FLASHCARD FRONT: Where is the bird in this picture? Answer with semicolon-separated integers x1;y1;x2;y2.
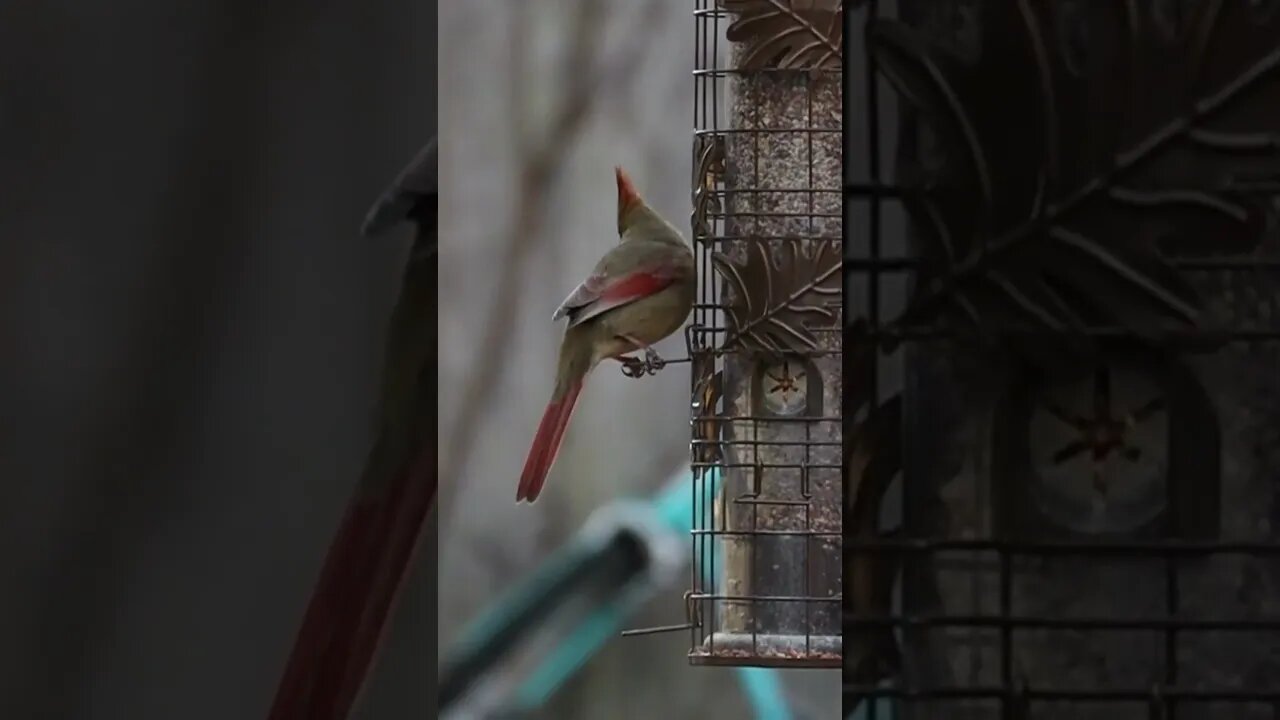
516;166;696;503
266;137;438;720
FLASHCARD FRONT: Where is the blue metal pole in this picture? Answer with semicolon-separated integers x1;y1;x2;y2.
506;467;793;719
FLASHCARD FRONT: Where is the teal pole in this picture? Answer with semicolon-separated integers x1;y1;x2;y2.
491;467;793;719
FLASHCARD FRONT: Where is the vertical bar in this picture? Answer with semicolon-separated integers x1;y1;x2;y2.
805;422;813;655
1165;527;1179;719
864;1;886;717
751;425;760;656
709;1;722;660
748;29;760;662
691;0;701;661
841;0;855;712
805;41;818;665
1000;549;1013;720
692;0;701;660
1164;387;1181;720
864;0;881;395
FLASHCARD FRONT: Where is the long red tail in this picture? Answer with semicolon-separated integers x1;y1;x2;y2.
267;446;436;720
517;380;584;502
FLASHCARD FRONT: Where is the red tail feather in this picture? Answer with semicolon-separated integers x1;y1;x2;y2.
517;381;584;502
267;445;436;720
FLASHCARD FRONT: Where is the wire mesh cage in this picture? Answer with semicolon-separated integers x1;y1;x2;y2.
687;0;843;667
845;1;1280;719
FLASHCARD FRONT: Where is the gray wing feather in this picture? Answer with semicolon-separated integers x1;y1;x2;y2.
552;281;599;322
361;137;438;240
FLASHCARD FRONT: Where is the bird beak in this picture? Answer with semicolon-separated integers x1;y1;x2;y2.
615;166;641;212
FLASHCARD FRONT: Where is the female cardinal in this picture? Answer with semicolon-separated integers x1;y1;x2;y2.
267;138;438;720
517;167;695;503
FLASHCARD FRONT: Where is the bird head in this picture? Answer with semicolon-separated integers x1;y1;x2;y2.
615;165;645;237
614;166;687;248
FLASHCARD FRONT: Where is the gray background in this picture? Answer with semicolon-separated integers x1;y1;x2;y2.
0;1;435;718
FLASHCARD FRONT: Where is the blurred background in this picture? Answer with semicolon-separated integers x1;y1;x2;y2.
439;0;838;718
0;0;840;717
0;1;433;718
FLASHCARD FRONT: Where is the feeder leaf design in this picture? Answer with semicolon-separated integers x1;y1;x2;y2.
712;239;840;355
691;134;726;242
843;392;903;688
719;0;843;71
691;366;724;467
869;2;1278;354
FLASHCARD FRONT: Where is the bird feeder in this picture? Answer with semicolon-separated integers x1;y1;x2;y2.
844;1;1280;717
687;0;843;667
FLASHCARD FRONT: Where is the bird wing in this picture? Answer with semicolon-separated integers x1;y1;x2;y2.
271;141;440;720
552;261;677;327
361;137;438;241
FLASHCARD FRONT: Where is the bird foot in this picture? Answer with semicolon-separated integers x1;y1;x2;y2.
618;347;666;378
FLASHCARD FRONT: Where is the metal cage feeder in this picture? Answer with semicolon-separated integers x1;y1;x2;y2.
688;0;844;668
845;1;1280;718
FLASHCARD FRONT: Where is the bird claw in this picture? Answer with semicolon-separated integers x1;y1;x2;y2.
619;358;646;377
619;348;666;378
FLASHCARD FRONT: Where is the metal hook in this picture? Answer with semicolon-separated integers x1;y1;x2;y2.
684;322;707;356
618;590;701;639
683;589;704;632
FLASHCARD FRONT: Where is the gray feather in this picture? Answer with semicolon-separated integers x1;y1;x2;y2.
361;137;438;240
